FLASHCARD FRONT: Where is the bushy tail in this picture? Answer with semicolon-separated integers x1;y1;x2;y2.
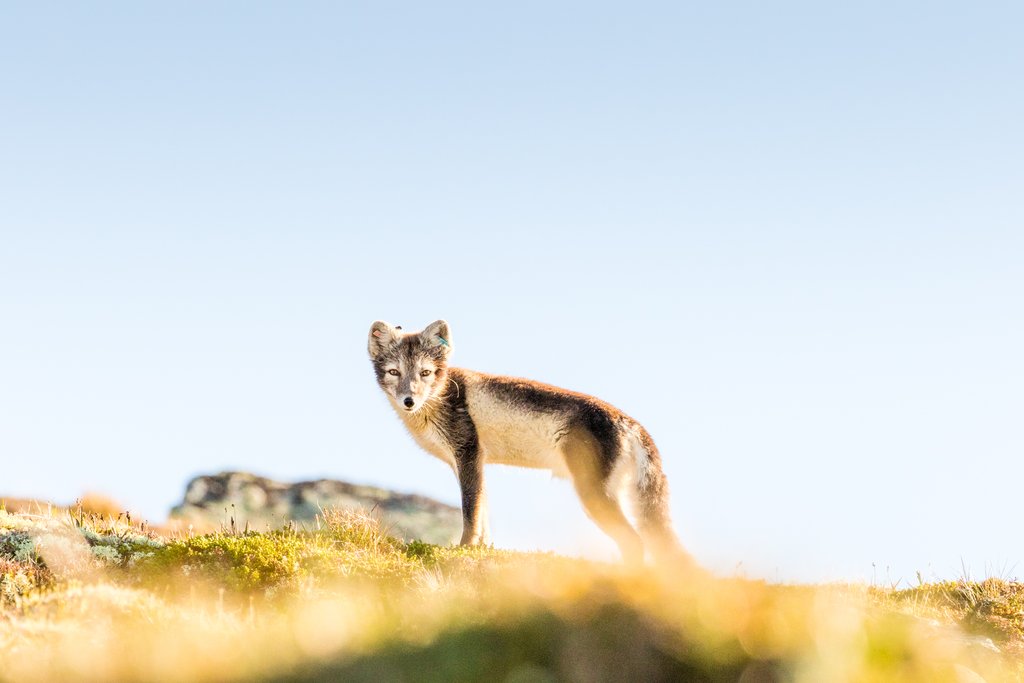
629;426;694;568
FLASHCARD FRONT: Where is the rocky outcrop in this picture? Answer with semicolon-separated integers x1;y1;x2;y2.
170;471;461;545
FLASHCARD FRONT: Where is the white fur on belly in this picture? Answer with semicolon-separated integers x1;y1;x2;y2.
467;392;570;477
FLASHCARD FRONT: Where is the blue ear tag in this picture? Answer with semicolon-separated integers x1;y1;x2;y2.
437;336;449;347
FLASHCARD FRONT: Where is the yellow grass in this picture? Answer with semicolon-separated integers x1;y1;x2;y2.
1;507;1020;682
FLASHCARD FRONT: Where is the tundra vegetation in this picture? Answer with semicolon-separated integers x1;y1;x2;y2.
1;502;1021;682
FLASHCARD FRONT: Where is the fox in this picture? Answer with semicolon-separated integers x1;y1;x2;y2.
368;319;687;566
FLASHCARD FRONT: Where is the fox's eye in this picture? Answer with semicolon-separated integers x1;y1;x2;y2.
387;369;400;377
420;369;432;377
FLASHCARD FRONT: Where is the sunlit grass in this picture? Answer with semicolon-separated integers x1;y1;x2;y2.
1;506;1020;682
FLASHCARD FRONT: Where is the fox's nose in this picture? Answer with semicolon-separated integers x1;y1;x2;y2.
403;397;415;408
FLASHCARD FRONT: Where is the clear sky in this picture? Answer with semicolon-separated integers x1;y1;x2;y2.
2;2;1022;583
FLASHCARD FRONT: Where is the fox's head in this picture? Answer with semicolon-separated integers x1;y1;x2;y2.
368;319;453;414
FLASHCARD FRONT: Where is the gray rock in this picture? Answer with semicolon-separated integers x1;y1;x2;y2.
170;471;461;545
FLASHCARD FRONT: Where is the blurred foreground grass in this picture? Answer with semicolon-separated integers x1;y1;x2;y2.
1;505;1021;682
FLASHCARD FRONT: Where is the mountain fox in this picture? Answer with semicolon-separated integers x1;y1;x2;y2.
368;319;686;565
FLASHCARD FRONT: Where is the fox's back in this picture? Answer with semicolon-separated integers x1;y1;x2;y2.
454;368;630;476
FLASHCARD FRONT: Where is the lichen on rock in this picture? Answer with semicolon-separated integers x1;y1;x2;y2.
170;471;461;545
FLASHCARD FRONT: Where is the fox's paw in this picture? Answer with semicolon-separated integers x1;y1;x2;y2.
458;532;487;546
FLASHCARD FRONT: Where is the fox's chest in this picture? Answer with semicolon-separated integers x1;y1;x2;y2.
397;413;457;470
465;392;570;476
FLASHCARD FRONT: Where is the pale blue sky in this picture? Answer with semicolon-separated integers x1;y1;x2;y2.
1;2;1022;583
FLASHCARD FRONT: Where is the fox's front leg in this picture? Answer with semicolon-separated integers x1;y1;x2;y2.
455;446;488;546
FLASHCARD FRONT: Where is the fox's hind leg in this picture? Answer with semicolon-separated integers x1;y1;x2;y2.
560;427;643;566
478;493;491;545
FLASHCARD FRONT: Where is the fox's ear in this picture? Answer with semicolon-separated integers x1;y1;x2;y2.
368;320;401;359
419;319;452;357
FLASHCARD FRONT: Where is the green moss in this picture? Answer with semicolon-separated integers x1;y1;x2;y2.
138;516;432;597
404;539;437;564
143;530;340;593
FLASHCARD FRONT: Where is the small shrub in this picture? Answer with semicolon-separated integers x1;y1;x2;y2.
0;557;52;606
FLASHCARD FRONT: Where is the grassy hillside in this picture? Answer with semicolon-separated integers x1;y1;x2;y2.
1;506;1021;682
